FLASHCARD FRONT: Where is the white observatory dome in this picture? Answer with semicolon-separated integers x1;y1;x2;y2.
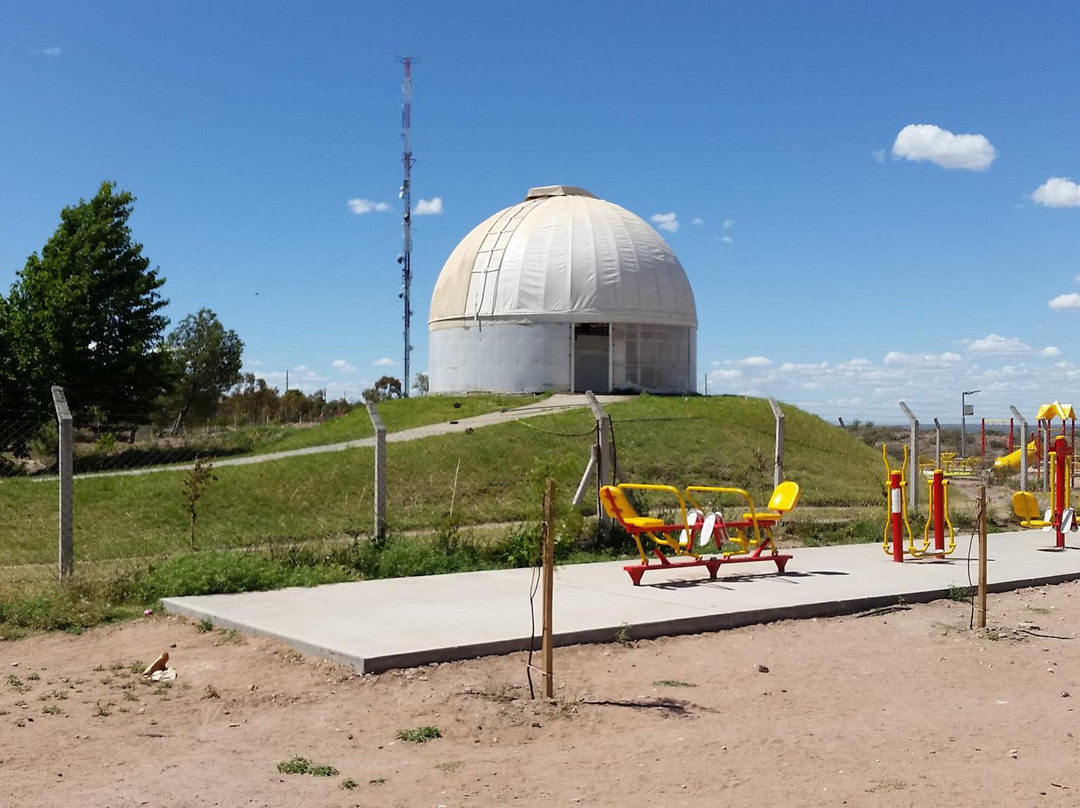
428;186;697;394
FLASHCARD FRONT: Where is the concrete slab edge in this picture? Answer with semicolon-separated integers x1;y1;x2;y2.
163;568;1080;674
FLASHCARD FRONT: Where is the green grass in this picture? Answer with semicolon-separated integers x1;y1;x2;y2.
396;726;441;743
1;396;885;564
0;394;895;636
35;393;542;475
276;756;339;777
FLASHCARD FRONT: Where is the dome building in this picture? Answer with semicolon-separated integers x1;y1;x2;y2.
428;185;697;394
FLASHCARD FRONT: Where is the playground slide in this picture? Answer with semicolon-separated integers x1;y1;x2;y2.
993;440;1040;470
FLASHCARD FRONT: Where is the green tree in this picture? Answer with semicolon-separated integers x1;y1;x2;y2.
0;298;37;457
6;182;171;432
412;372;429;396
363;375;402;402
166;308;244;433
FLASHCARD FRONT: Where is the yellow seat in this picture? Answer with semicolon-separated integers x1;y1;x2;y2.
1012;491;1052;529
599;486;665;530
741;481;801;528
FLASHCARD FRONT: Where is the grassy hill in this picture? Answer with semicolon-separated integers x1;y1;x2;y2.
2;394;885;563
0;393;892;635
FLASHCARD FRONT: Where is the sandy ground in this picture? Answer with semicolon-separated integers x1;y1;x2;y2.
2;582;1079;808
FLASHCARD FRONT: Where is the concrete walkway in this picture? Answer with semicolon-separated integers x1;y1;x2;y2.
163;529;1080;673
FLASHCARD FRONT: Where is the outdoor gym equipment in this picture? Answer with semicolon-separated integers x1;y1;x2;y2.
882;445;955;562
736;480;801;542
1011;434;1076;549
599;483;793;585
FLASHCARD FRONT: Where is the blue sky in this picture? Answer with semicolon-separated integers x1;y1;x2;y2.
2;1;1079;425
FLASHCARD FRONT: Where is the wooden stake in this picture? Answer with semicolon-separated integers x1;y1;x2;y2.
977;485;988;629
542;478;556;698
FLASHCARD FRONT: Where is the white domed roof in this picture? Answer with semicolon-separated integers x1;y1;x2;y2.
429;186;697;328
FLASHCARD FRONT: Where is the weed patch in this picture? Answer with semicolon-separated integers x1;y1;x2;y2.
396;726;441;744
276;757;338;777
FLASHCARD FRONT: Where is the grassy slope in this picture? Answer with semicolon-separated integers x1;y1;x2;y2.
248;393;543;454
0;395;883;566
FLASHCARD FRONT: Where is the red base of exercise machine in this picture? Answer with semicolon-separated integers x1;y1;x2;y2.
623;546;792;586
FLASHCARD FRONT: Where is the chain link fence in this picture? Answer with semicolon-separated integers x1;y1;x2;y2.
2;389;890;610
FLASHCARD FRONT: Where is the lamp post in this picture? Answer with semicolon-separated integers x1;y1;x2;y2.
961;389;980;459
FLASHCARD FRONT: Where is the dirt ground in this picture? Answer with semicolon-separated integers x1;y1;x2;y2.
2;581;1079;808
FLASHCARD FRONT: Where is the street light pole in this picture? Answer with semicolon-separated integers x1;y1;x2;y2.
961;389;980;459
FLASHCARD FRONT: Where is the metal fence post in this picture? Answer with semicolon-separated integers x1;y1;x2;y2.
768;398;785;488
899;401;919;511
51;386;73;581
1010;405;1029;492
933;417;942;470
585;392;611;530
365;400;387;540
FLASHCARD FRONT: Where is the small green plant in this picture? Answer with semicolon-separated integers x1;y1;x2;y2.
396;726;441;743
436;760;464;773
197;618;214;633
42;704;61;715
93;432;118;457
93;701;113;717
653;679;697;688
369;777;386;785
202;684;220;700
947;585;970;603
181;456;218;551
26;672;40;681
277;757;312;775
339;778;359;790
615;622;633;646
128;661;144;674
276;756;339;777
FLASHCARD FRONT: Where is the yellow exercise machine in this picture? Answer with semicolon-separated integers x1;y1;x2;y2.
599;482;793;585
882;445;955;562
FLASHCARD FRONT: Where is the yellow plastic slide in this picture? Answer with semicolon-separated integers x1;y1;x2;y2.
993;440;1040;470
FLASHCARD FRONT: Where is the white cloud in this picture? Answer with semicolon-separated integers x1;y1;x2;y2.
837;358;873;370
735;356;772;367
331;359;357;373
347;198;390;215
650;212;679;233
720;235;734;244
883;351;962;366
690;217;704;226
41;46;61;57
373;357;397;366
872;149;886;164
891;124;997;171
415;197;443;215
1031;178;1080;208
965;333;1031;356
1041;346;1061;357
1048;293;1080;311
722;219;735;229
709;369;743;381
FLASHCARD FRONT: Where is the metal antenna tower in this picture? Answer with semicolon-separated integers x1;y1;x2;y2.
397;56;417;397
